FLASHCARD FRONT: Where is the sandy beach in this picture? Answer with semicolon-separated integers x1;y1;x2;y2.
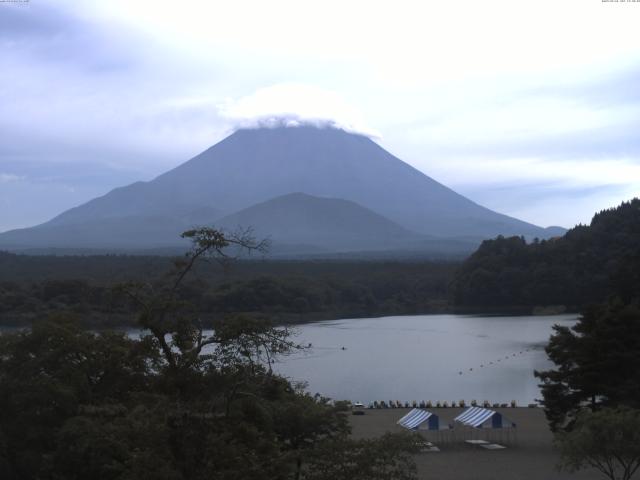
350;407;602;480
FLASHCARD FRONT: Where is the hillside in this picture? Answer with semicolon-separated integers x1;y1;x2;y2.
451;198;640;309
0;207;221;250
215;192;424;253
0;125;562;253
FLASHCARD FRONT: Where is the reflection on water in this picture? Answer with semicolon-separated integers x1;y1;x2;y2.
274;314;577;405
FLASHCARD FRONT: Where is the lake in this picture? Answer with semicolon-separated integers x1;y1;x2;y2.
0;313;576;406
274;314;578;406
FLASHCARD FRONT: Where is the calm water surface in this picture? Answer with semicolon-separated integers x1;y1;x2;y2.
274;314;577;405
1;314;576;405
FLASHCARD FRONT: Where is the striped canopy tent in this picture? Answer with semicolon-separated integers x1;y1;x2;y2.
454;407;516;429
397;409;440;431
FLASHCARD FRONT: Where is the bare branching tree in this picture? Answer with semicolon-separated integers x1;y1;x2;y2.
117;227;274;375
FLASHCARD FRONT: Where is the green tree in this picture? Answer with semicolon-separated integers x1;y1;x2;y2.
0;316;155;479
0;227;418;480
117;227;270;378
271;391;350;480
303;433;419;480
535;300;640;431
452;198;640;310
556;407;640;480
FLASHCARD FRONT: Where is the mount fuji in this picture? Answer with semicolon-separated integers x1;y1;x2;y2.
0;125;564;256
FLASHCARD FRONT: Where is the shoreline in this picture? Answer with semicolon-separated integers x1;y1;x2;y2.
0;306;581;329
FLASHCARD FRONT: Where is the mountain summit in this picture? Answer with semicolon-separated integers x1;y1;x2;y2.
0;125;561;254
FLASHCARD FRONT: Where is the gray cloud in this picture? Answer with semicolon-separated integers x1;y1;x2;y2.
0;3;71;38
0;1;639;233
398;62;640;162
0;2;141;73
457;181;631;228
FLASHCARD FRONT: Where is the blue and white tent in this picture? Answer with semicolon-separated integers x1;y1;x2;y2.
397;408;440;431
454;407;516;429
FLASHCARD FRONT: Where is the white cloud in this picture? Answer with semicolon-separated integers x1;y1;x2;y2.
406;98;620;146
0;173;25;183
1;0;639;230
217;84;380;139
429;156;640;189
415;155;640;227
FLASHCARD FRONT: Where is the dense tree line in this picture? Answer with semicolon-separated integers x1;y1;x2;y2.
528;201;640;479
452;199;640;309
0;251;456;285
536;300;640;431
535;289;640;480
0;255;455;327
0;228;418;480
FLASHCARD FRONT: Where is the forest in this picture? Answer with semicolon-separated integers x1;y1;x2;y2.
452;199;640;309
0;228;419;480
2;202;640;479
0;253;455;327
2;199;640;329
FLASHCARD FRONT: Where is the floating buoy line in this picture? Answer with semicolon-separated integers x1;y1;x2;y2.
457;347;534;376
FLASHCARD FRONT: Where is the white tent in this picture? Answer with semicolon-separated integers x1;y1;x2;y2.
453;407;517;444
454;406;516;428
397;408;452;444
397;408;439;430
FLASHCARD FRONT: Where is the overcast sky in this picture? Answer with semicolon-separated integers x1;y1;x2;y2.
1;0;639;232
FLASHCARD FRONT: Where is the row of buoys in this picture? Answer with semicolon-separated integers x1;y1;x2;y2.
458;347;534;375
366;399;520;409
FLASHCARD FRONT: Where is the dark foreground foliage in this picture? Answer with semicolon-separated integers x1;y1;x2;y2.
531;218;640;479
555;407;640;480
452;198;640;309
0;316;414;480
0;228;418;480
535;300;640;431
